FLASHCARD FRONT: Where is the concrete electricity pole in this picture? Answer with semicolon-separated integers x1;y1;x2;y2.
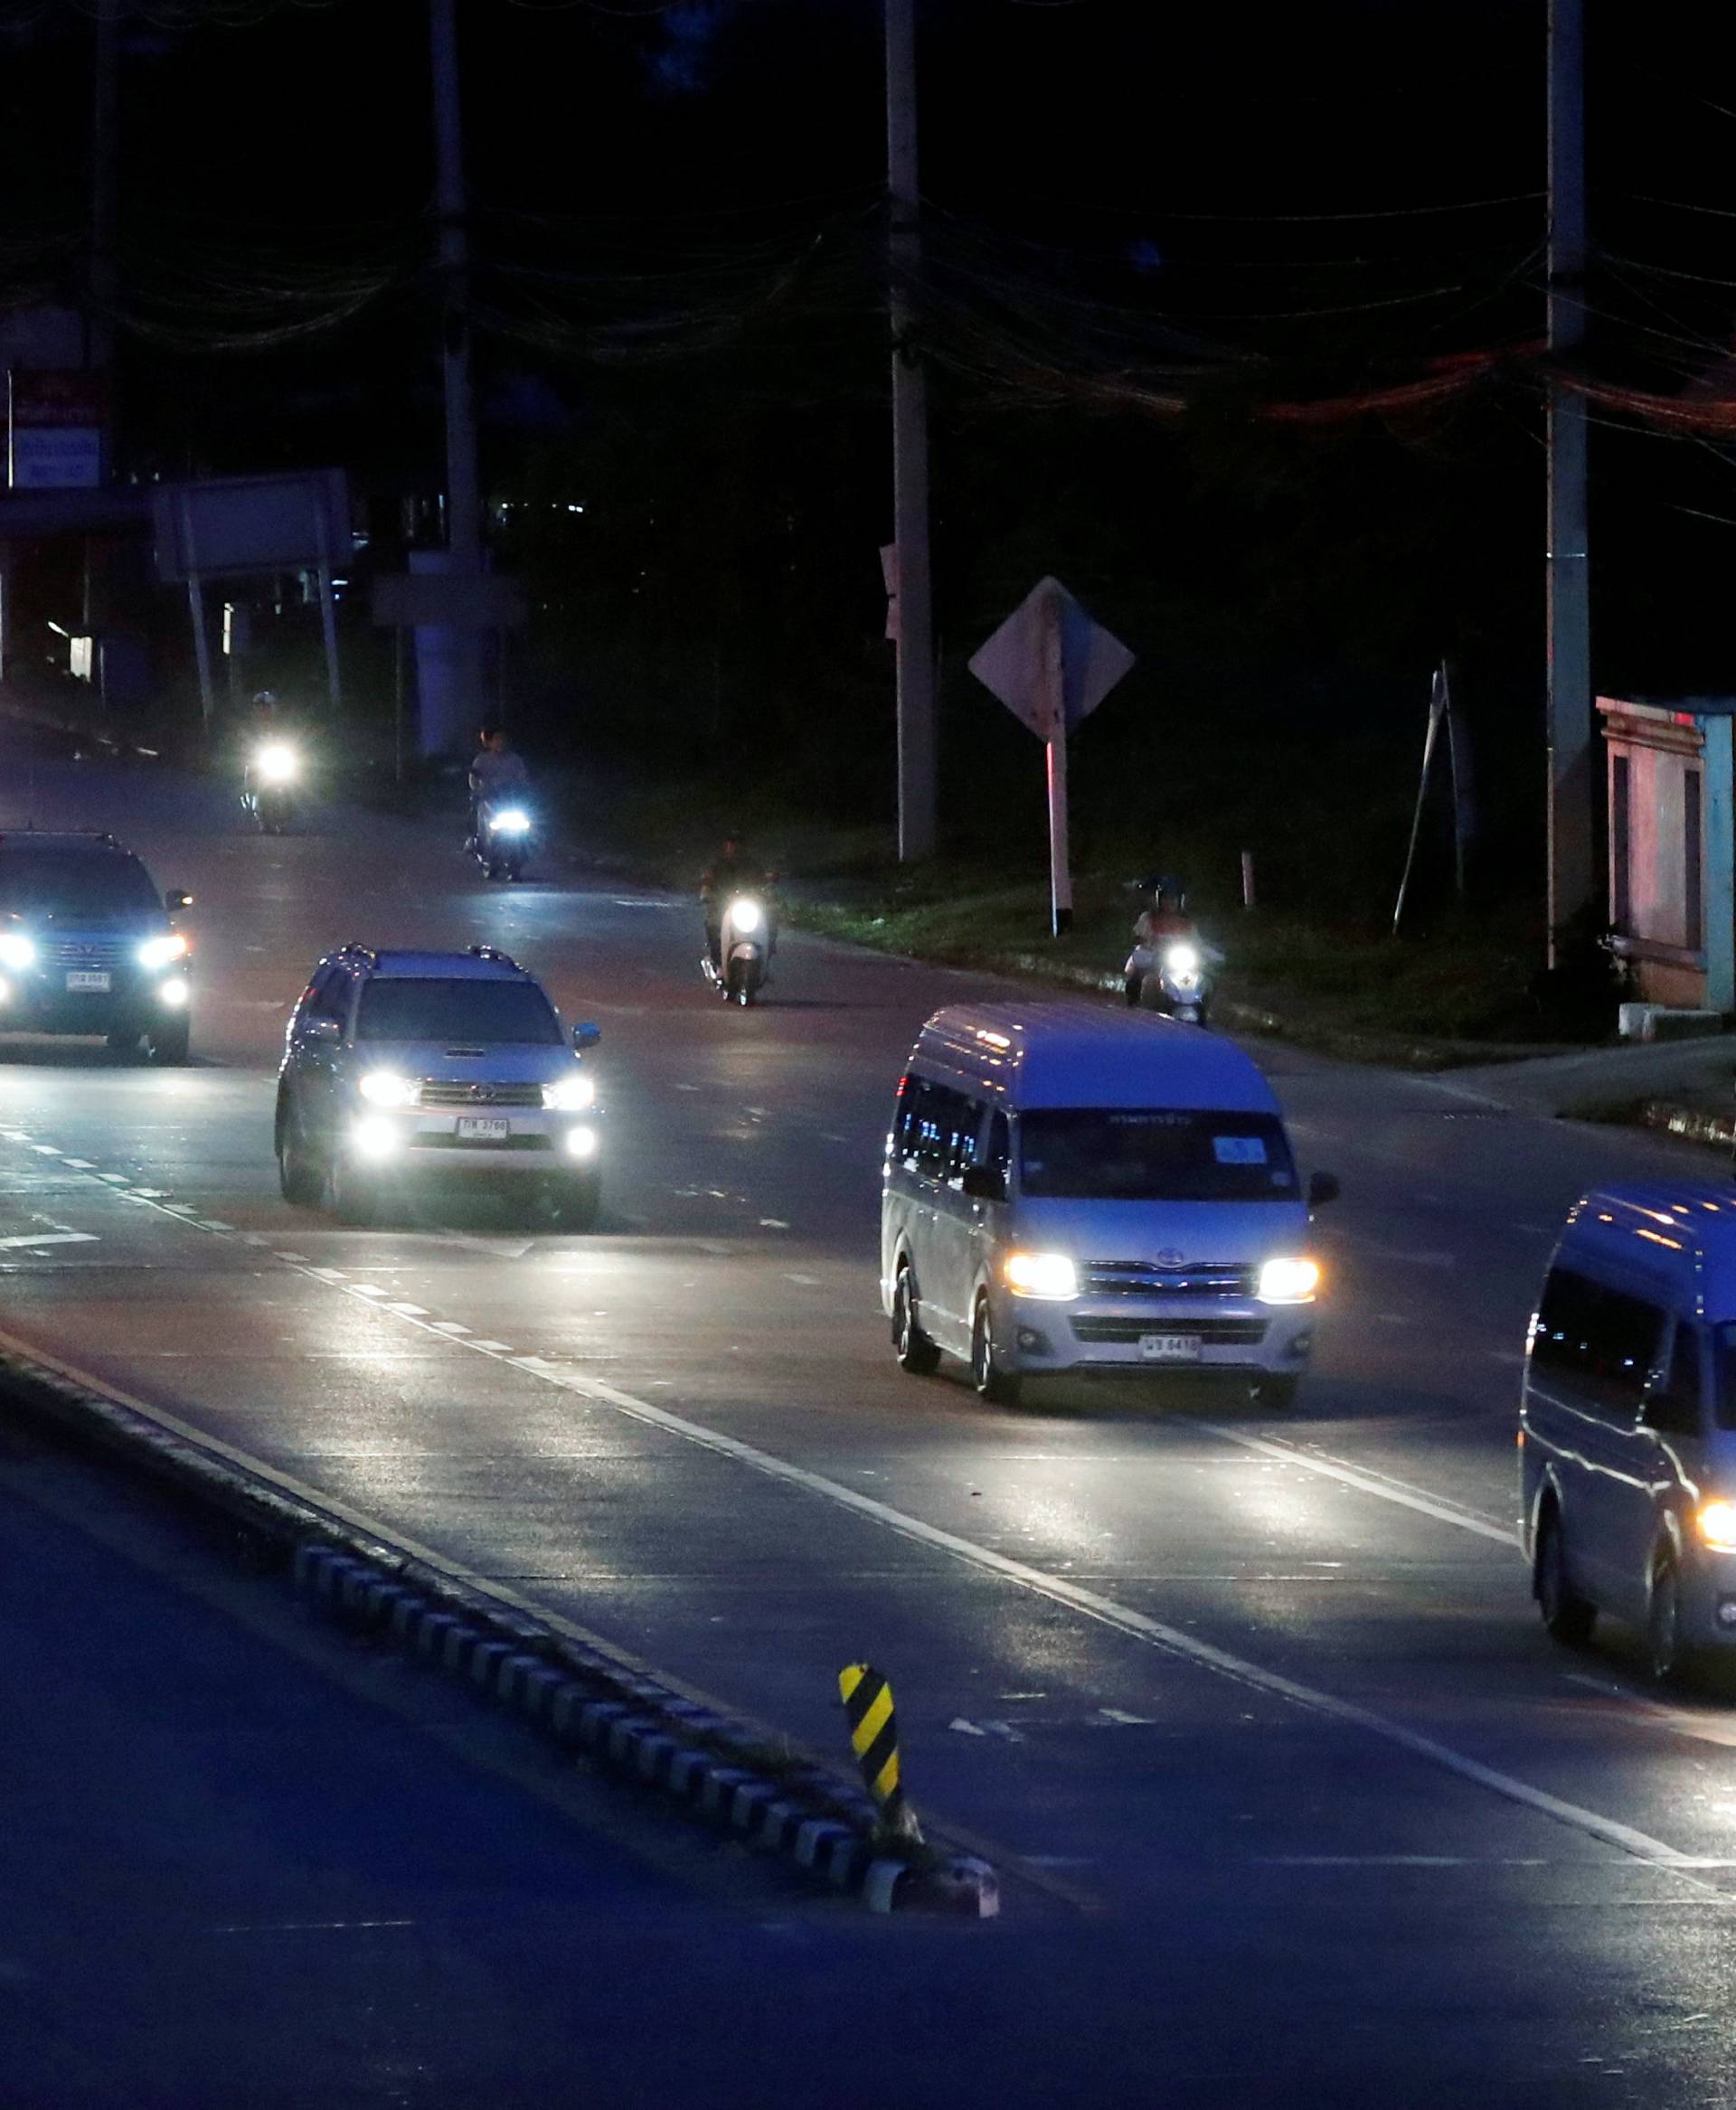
1546;0;1593;962
431;0;481;575
885;0;936;862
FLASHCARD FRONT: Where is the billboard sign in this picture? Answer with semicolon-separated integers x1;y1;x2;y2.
151;468;351;581
6;371;107;490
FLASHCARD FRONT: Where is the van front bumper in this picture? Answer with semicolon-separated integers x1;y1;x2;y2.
1003;1295;1315;1378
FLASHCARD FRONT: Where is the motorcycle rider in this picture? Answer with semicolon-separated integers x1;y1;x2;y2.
701;833;775;972
468;724;531;843
1127;874;1201;1004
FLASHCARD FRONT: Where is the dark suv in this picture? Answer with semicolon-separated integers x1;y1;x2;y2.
275;944;602;1226
0;832;193;1063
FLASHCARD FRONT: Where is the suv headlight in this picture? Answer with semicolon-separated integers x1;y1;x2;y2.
0;933;35;970
137;933;188;970
1003;1250;1078;1300
543;1073;597;1111
1258;1257;1320;1304
358;1070;419;1107
1699;1499;1736;1551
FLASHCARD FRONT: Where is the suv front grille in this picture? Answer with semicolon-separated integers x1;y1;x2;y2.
418;1079;545;1108
1080;1260;1255;1299
42;937;130;971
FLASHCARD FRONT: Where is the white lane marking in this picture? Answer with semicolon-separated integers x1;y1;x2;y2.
62;1159;97;1170
430;1320;471;1335
760;1218;790;1230
1263;1856;1550;1869
98;1173;127;1183
386;1303;429;1318
30;1144;61;1157
1178;1418;1514;1545
0;1137;1709;1881
1095;1708;1155;1726
199;1219;234;1231
1563;1672;1736;1751
0;1230;99;1251
949;1719;988;1737
348;1284;386;1297
1415;1076;1512;1110
784;1274;820;1286
274;1251;309;1263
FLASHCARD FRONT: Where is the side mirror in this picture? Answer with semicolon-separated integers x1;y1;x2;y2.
572;1022;601;1051
961;1164;1007;1203
1307;1171;1341;1209
165;890;193;912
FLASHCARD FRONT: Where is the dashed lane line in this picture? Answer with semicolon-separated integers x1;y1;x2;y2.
0;1133;1714;1886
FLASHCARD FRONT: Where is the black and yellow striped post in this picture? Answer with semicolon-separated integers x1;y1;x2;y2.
838;1661;921;1842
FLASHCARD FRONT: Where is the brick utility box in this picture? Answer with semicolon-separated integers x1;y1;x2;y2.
1599;693;1735;1012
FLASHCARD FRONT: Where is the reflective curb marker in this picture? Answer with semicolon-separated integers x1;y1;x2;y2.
840;1661;922;1845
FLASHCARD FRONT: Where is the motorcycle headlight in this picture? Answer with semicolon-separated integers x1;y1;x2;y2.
492;808;532;835
1164;942;1201;976
1698;1499;1736;1551
358;1070;418;1108
256;742;298;786
0;933;35;970
542;1073;597;1112
1003;1250;1078;1300
730;897;763;934
1258;1257;1320;1305
137;932;188;970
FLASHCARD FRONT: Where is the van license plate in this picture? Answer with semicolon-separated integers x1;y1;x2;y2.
66;971;111;992
457;1117;510;1143
1140;1333;1202;1362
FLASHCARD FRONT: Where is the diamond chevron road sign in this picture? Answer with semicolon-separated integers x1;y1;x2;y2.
968;577;1136;933
967;574;1135;738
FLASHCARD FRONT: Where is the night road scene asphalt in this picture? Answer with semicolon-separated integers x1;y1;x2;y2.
11;5;1736;2107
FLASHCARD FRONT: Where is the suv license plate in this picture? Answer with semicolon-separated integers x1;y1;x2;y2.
457;1116;510;1143
66;971;111;992
1140;1333;1202;1362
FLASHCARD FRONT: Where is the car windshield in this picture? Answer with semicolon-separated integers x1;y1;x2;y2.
0;850;162;918
1019;1108;1298;1202
354;978;561;1046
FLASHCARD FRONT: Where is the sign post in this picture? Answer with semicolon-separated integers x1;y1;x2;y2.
968;576;1136;937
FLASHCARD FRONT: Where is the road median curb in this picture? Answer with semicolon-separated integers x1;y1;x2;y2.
0;1332;997;1918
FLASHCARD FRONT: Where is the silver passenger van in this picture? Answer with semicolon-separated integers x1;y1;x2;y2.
1520;1183;1736;1681
880;1003;1336;1408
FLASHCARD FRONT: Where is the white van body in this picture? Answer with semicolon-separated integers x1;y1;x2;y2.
1519;1183;1736;1679
880;1003;1322;1405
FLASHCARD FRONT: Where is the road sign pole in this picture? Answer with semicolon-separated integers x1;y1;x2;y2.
1041;580;1071;935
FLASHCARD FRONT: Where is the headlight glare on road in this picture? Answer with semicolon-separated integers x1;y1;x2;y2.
1003;1250;1078;1300
730;897;763;935
1698;1499;1736;1551
1258;1257;1320;1304
358;1069;418;1107
542;1073;597;1111
156;975;190;1008
565;1126;599;1160
0;933;35;970
137;932;188;970
255;742;298;786
351;1113;400;1161
492;807;531;835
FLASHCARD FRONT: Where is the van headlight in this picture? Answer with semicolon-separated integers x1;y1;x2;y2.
543;1073;597;1111
358;1070;418;1107
1699;1499;1736;1551
137;932;188;970
1258;1257;1320;1304
0;933;35;970
1003;1251;1078;1300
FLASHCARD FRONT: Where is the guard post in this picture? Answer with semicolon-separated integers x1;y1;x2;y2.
839;1660;921;1843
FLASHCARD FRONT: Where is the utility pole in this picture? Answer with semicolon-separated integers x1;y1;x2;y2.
85;0;120;643
885;0;936;862
1546;0;1593;962
428;0;484;744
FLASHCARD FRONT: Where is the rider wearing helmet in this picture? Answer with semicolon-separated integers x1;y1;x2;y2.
1133;874;1197;949
701;833;774;972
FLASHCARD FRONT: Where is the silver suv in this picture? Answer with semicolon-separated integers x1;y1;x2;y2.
275;944;602;1226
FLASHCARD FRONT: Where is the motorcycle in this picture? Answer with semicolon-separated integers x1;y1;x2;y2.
702;891;773;1005
473;799;535;882
242;739;302;834
1124;934;1216;1025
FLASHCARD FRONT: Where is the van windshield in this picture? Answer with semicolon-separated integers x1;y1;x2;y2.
1019;1109;1298;1202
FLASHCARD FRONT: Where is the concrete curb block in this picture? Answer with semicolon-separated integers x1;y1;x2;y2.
0;1339;997;1917
1635;1098;1736;1151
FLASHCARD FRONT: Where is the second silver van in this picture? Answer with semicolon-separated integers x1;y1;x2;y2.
881;1003;1336;1408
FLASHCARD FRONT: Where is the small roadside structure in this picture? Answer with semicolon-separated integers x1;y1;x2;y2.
1599;693;1734;1013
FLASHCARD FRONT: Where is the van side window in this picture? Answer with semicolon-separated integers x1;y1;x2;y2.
986;1110;1011;1185
1645;1323;1703;1438
899;1081;979;1182
1532;1267;1665;1418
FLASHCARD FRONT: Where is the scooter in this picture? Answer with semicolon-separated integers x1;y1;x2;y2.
1124;935;1217;1024
701;892;773;1005
472;799;534;882
242;740;302;834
